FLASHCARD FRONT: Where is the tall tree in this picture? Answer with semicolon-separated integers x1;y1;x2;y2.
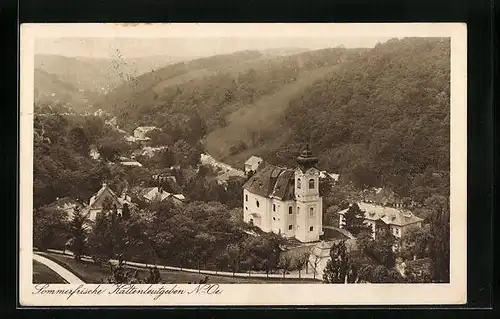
400;225;432;261
33;207;69;251
343;203;370;237
323;240;350;283
68;207;88;261
427;195;450;283
372;228;396;269
87;211;114;266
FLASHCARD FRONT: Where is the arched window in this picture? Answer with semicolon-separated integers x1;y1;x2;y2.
273;204;276;212
289;206;293;214
297;178;301;189
309;207;314;217
256;200;260;208
309;178;315;189
245;194;248;201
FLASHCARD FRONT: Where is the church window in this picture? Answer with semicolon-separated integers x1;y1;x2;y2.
297;178;301;189
289;206;292;214
288;225;293;230
273;204;276;212
309;179;315;189
256;200;260;207
245;194;248;201
309;226;314;232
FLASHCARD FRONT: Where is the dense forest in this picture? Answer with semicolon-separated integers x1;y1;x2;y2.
94;48;366;132
278;37;450;201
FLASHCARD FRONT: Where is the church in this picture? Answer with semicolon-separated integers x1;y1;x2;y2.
242;146;323;243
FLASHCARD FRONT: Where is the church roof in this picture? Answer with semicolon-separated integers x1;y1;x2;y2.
242;164;295;201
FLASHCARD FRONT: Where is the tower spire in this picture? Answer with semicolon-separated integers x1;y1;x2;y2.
296;144;318;170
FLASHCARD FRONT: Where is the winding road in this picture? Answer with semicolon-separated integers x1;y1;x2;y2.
33;253;85;284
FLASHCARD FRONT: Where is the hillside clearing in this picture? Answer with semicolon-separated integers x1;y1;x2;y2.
205;65;339;164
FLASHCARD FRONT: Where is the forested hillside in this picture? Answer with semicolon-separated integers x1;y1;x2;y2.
95;47;366;139
266;37;451;201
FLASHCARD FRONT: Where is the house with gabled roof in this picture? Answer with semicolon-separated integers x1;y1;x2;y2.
86;183;133;221
244;155;263;175
43;197;83;220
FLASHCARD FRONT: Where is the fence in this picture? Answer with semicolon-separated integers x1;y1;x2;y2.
44;249;321;281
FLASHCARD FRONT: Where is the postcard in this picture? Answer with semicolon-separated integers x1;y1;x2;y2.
19;22;467;306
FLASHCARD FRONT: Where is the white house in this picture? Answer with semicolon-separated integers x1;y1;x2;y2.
244;156;263;175
85;183;133;221
337;202;424;240
242;146;323;243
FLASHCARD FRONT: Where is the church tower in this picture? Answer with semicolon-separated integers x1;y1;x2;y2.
294;145;323;242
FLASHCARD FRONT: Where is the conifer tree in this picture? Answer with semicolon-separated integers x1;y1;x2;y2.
343;203;370;237
68;206;88;261
323;240;350;283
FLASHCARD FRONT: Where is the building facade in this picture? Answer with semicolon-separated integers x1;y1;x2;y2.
242;146;323;243
338;202;424;240
244;156;263;175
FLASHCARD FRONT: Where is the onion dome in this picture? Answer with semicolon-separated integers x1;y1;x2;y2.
296;144;318;170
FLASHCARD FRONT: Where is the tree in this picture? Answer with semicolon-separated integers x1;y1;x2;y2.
343;203;371;237
427;196;450;283
278;254;293;279
356;229;375;254
68;207;88;261
227;244;242;275
87;212;114;266
33;207;69;251
323;240;350;283
292;252;310;279
400;225;432;261
371;228;396;269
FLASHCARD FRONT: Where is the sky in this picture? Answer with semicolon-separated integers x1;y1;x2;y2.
35;37;394;59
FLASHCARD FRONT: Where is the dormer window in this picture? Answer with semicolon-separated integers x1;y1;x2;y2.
297;178;301;189
309;179;315;189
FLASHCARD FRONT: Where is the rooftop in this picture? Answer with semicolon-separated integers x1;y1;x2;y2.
243;163;295;201
245;155;263;166
338;202;423;227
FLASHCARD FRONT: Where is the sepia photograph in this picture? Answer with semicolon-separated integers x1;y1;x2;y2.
19;23;467;306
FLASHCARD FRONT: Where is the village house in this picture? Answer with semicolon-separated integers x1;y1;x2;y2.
242;146;323;243
43;197;83;220
118;156;143;167
337;202;424;240
125;126;159;144
139;186;186;206
85;183;134;221
244;155;263;175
